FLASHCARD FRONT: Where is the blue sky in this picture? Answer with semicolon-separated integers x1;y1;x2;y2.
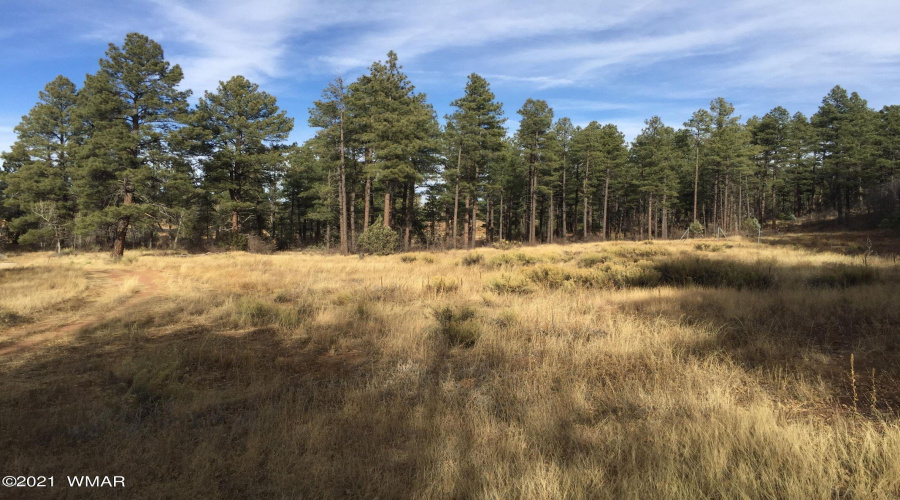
1;0;899;159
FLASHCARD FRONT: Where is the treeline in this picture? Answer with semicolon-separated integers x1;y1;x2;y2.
2;33;899;257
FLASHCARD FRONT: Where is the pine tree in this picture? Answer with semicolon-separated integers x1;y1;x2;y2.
1;76;79;253
74;33;190;257
813;86;879;220
704;98;754;232
347;52;439;236
550;117;574;241
516;99;554;243
632;116;678;239
310;76;351;254
445;74;505;248
195;75;293;244
684;109;712;223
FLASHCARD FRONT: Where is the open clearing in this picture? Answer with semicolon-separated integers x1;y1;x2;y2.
2;235;900;498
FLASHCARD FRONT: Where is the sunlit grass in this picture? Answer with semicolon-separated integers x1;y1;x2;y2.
1;235;899;497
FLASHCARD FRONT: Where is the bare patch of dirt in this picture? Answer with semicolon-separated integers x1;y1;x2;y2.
0;268;164;356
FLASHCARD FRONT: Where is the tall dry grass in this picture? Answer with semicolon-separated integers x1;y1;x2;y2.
1;237;899;498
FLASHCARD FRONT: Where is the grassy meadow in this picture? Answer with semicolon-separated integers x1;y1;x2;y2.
1;234;900;498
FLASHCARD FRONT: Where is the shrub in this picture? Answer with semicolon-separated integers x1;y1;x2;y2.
808;264;879;288
653;257;774;290
488;273;535;294
400;254;417;263
460;252;484;266
247;234;276;254
489;252;538;267
577;252;608;268
421;255;435;264
689;220;704;235
223;232;247;250
523;265;576;290
357;218;399;255
433;305;480;347
741;217;761;235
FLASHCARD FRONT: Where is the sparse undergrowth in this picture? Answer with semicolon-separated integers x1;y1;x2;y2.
1;236;899;498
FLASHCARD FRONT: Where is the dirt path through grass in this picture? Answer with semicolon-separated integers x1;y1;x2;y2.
0;267;162;356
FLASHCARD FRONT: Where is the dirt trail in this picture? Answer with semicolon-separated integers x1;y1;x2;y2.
0;268;163;357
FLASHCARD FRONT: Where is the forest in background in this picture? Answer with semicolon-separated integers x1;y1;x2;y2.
2;32;899;257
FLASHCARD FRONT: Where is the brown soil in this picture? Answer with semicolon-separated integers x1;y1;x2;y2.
0;268;162;356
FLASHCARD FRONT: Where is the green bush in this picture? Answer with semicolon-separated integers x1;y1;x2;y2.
689;220;704;235
741;217;761;235
433;305;480;348
357;218;399;255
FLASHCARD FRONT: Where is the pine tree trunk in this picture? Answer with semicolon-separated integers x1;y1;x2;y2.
693;142;700;221
662;193;668;239
602;166;610;241
383;187;391;228
405;181;413;250
338;99;349;255
463;195;470;248
499;194;504;241
529;161;537;244
364;175;371;232
561;162;567;239
349;191;356;251
470;164;478;249
547;187;554;244
771;170;777;230
453;147;461;249
648;195;653;240
583;156;590;239
112;187;133;258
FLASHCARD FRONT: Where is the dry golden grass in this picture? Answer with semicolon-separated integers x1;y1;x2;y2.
1;235;899;498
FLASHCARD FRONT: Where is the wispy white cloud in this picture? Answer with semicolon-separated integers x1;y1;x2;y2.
486;74;576;90
145;0;324;95
0;122;18;161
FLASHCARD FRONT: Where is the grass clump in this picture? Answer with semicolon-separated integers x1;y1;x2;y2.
488;272;535;294
399;254;417;263
654;257;774;290
425;276;460;295
523;265;578;290
0;307;28;327
460;252;484;266
694;243;724;252
489;252;539;267
577;252;609;268
433;305;480;347
808;264;879;288
611;245;671;260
